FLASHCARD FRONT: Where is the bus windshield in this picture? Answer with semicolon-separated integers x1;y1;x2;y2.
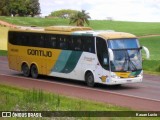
108;39;142;72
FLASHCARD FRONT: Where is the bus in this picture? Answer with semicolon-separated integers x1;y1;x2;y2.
8;26;150;87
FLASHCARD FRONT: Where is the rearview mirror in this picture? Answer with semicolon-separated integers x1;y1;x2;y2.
142;46;150;59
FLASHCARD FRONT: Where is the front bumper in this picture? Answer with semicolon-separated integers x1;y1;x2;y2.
106;76;143;85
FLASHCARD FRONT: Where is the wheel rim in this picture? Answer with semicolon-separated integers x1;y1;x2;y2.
86;73;94;87
31;65;38;78
87;75;93;84
22;64;30;77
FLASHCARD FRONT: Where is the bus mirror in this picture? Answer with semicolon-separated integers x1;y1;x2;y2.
108;48;114;61
142;46;150;59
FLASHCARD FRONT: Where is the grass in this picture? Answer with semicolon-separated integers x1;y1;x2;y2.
0;50;7;56
0;84;129;111
0;16;69;27
142;60;160;74
90;20;160;36
0;84;159;120
139;36;160;60
0;16;160;36
139;36;160;74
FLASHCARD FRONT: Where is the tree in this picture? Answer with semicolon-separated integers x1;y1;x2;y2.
8;0;27;16
0;0;10;16
0;0;41;17
49;9;78;19
69;10;91;26
26;0;41;17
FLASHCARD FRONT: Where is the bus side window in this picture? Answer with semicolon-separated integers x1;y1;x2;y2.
82;36;95;53
21;33;28;46
68;38;74;50
8;31;14;45
60;37;68;50
39;34;45;47
16;32;23;45
45;35;57;49
50;35;57;48
72;36;82;51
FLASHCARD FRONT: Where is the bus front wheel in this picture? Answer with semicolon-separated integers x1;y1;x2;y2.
31;64;38;79
85;72;95;87
22;63;30;77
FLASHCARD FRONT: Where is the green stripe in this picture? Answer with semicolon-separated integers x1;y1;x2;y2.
130;70;142;77
51;51;72;72
61;51;82;73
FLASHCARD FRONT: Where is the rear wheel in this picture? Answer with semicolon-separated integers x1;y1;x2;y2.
22;63;30;77
30;64;38;78
85;72;95;87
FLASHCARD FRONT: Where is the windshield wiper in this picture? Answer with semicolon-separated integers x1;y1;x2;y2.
124;50;138;71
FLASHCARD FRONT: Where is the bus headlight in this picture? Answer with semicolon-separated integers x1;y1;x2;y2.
111;72;120;79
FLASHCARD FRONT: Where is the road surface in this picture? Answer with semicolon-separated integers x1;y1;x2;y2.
0;56;160;111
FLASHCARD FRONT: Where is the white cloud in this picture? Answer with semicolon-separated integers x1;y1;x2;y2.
39;0;160;22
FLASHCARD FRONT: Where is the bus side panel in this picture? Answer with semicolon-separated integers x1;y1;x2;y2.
8;43;61;75
8;43;21;71
81;52;97;80
46;49;62;75
49;50;82;79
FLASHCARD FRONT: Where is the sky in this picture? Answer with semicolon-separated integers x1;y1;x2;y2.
39;0;160;22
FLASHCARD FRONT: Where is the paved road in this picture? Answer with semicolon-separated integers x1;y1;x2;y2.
0;56;160;111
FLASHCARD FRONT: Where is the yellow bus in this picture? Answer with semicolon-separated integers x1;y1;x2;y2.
8;26;149;87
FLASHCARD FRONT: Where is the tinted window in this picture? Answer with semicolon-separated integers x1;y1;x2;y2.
69;36;95;53
57;36;69;50
8;31;95;53
96;37;109;70
108;39;139;49
9;32;45;47
71;36;83;51
82;36;95;53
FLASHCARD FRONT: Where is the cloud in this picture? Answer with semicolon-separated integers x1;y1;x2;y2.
39;0;160;22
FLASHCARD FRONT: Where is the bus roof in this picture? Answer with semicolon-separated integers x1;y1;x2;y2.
45;26;93;32
72;30;136;39
9;26;136;39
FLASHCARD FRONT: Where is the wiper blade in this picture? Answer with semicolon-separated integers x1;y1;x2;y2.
126;50;138;71
129;60;137;71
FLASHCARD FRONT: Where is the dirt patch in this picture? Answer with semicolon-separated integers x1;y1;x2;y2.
0;20;17;28
138;34;160;38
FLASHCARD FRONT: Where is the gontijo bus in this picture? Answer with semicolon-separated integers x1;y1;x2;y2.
8;26;150;87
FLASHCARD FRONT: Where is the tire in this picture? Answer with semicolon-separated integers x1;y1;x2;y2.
22;63;30;77
30;64;38;79
85;72;95;87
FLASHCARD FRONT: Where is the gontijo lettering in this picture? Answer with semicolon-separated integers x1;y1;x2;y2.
27;49;52;57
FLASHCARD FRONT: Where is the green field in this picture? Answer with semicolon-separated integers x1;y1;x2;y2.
139;36;160;74
139;36;160;60
1;16;160;36
0;84;129;111
0;50;7;56
0;84;159;120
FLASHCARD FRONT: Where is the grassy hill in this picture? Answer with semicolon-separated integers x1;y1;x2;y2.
0;16;160;74
1;16;160;36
